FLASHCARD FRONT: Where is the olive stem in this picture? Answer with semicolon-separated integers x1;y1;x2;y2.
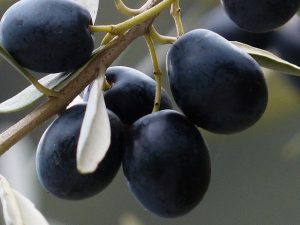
114;0;140;16
90;0;175;34
0;46;60;97
0;0;162;156
150;25;177;44
170;0;184;36
103;76;111;91
22;72;61;97
144;33;162;112
101;33;115;45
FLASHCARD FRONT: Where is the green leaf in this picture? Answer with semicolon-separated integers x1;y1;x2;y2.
0;45;60;96
77;71;111;174
232;41;300;76
0;175;49;225
0;46;105;113
0;73;68;113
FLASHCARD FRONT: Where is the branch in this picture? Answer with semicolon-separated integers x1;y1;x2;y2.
0;0;161;155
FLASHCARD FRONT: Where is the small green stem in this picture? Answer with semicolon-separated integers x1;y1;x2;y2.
101;33;115;45
144;33;162;112
21;70;61;97
103;76;111;91
115;0;140;16
0;46;60;97
90;25;117;34
170;0;184;36
90;0;175;35
150;25;177;44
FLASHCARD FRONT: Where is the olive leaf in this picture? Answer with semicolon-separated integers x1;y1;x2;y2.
0;45;59;96
232;41;300;76
77;69;111;174
67;95;84;109
0;175;49;225
0;46;105;113
73;0;99;23
0;73;67;113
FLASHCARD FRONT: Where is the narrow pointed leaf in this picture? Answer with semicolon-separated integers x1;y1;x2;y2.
77;69;111;174
0;45;105;113
73;0;99;23
67;95;84;109
13;191;49;225
0;175;49;225
0;73;67;113
0;45;60;96
0;175;23;225
232;41;300;76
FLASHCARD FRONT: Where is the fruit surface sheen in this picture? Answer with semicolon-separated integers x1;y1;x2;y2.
123;110;211;217
36;104;123;200
167;29;268;134
84;66;173;125
201;6;273;49
0;0;94;73
272;16;300;88
221;0;299;32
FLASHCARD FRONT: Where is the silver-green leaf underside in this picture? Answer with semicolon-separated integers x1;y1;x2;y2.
0;45;56;95
0;73;67;113
0;46;105;113
232;41;300;76
0;175;49;225
77;70;111;174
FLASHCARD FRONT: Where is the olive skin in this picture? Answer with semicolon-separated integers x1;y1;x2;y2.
167;29;268;134
0;0;94;73
201;6;273;49
221;0;299;33
123;110;211;218
83;66;173;125
36;104;123;200
271;16;300;88
273;17;300;64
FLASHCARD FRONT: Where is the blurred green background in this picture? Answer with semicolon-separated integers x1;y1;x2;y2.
1;0;300;224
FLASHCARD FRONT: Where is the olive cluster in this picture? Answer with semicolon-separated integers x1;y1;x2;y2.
2;0;300;219
37;28;268;217
37;65;211;218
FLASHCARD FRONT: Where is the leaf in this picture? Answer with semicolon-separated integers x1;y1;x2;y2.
77;69;111;174
232;41;300;76
67;95;84;109
12;191;49;225
0;175;49;225
0;45;105;113
72;0;99;23
0;73;68;113
0;44;62;97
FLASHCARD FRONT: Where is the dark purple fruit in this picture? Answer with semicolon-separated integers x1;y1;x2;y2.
83;66;173;125
0;0;94;73
201;6;273;49
123;110;211;218
221;0;299;33
271;16;300;88
36;104;123;200
167;29;268;134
